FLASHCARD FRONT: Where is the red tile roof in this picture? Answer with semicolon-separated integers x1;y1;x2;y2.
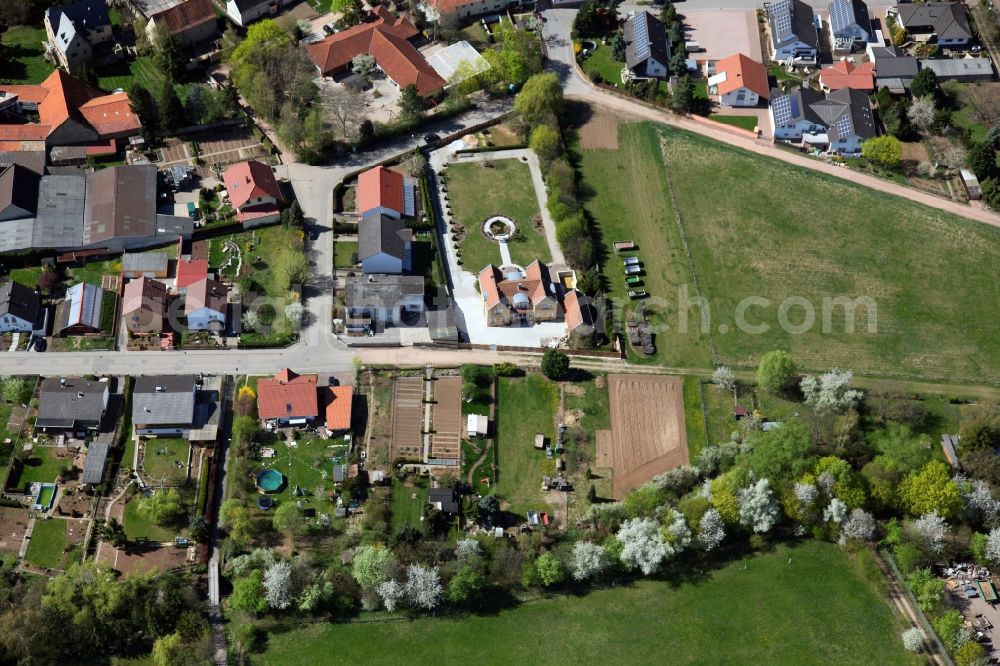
151;0;215;35
425;0;480;14
358;166;404;216
222;160;282;211
0;85;50;105
324;385;353;431
478;260;552;310
819;60;876;91
307;8;444;97
79;92;142;136
257;369;319;420
175;258;209;288
714;53;770;99
0;70;142;141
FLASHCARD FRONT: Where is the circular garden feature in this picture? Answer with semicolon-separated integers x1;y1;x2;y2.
481;216;517;241
255;469;284;493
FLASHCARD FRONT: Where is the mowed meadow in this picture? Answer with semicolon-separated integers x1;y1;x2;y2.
576;120;1000;381
255;542;916;665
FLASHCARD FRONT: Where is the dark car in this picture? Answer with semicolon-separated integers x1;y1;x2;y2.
323;23;335;35
308;228;320;240
423;133;440;144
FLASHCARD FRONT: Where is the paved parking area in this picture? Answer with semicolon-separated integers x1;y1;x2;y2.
684;9;763;65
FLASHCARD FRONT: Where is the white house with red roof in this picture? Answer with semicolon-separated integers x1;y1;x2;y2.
357;165;417;219
708;53;770;107
257;368;319;426
222;160;283;227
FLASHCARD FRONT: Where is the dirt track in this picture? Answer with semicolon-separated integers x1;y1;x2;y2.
605;375;689;499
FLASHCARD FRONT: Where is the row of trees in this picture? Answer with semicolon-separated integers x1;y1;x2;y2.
226;20;333;163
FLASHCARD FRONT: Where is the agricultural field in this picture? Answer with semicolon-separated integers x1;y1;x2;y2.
24;519;67;569
445;159;549;271
257;541;917;665
494;374;558;516
598;375;688;499
578;120;1000;382
0;26;54;84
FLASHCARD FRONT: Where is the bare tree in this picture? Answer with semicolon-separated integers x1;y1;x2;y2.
322;86;367;142
352;54;377;79
967;83;1000;127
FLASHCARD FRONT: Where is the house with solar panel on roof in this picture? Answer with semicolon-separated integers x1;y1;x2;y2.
828;0;873;52
53;282;108;337
767;0;819;66
623;11;670;80
769;87;877;156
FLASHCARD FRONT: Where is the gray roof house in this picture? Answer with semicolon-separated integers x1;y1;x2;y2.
770;86;876;155
897;2;973;47
44;0;114;73
359;213;412;275
919;56;994;82
428;487;459;514
768;0;819;65
0;281;42;334
867;45;919;92
0;165;41;222
122;251;169;278
0;165;193;254
132;375;197;437
828;0;872;52
624;11;670;79
344;274;425;334
35;377;110;432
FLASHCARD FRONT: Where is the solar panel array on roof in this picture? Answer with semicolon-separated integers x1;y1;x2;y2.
771;0;794;37
833;113;853;138
633;13;650;59
772;94;793;125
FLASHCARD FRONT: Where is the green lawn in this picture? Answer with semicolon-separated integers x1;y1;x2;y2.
68;259;119;286
9;267;43;288
582;43;625;87
563;375;611;433
0;26;54;84
123;495;182;542
141;438;189;486
581;120;1000;382
334;241;358;269
943;82;989;142
24;519;67;569
709;115;760;132
5;447;66;493
257;541;917;666
390;476;429;532
575;122;713;367
681;376;709;459
95;56;164;93
445;159;550;271
494;375;558;516
237;224;306;346
257;435;339;509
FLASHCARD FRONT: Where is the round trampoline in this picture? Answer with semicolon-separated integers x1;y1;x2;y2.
257;496;275;510
255;469;284;493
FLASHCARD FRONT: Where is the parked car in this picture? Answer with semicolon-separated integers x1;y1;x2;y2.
628;290;648;299
625;265;642;275
424;133;440;144
625;275;642;285
624;256;640;266
323;23;335;35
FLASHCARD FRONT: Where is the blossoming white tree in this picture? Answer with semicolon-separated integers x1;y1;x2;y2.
738;478;780;534
617;518;668;576
570;541;609;581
